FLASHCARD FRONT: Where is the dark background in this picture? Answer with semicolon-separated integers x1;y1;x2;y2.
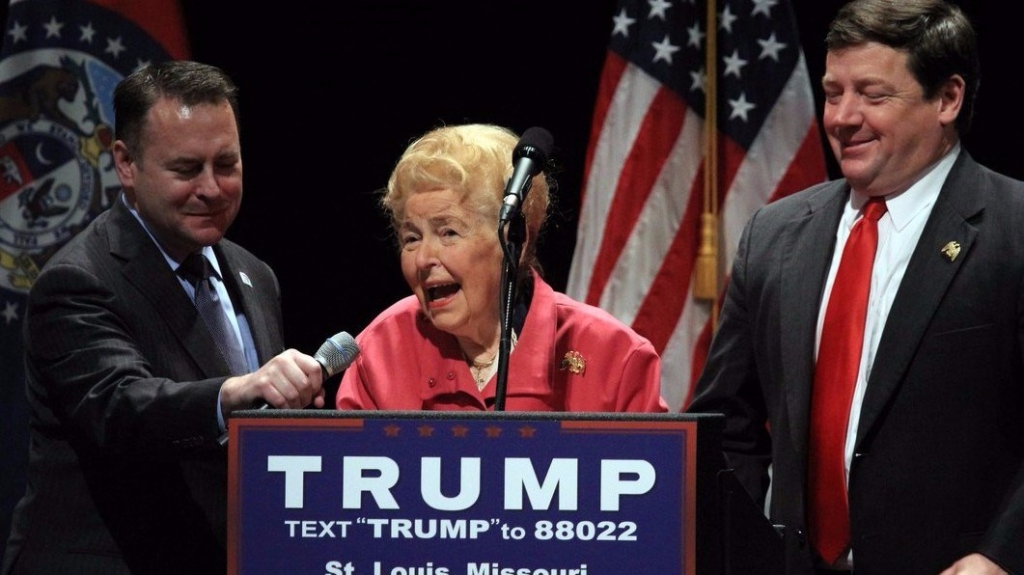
2;0;1019;562
10;0;1020;363
174;1;1019;362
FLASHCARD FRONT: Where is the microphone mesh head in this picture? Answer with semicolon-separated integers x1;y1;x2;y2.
315;331;360;377
514;127;554;165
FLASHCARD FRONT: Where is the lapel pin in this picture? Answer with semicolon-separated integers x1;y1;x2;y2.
239;271;253;287
560;351;586;376
940;241;961;262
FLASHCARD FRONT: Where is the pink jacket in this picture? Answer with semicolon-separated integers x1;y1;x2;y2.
336;274;667;413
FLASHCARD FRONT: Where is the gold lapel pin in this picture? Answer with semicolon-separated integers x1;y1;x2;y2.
940;241;961;262
560;351;586;376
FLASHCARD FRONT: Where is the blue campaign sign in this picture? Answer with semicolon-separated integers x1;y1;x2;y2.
228;412;701;575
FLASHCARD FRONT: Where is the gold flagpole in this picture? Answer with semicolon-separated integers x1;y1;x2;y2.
694;0;720;329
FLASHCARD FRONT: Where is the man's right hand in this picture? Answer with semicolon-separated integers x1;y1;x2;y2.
219;349;324;416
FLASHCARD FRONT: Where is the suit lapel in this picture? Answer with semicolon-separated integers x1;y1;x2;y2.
106;199;231;378
780;182;849;455
214;244;276;364
855;154;983;448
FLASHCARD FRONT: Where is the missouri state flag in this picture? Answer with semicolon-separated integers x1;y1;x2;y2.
0;0;189;560
567;0;828;411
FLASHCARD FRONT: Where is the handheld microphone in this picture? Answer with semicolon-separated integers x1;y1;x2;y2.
498;127;554;224
220;332;360;445
262;331;360;405
314;331;360;379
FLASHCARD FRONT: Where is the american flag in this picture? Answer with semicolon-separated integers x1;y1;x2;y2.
567;0;827;411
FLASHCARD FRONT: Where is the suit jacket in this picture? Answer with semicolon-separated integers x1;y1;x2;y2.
687;151;1024;575
2;198;285;575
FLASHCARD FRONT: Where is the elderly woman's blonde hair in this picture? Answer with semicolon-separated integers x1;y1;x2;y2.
382;123;552;272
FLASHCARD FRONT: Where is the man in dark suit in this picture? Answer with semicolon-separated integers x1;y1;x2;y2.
2;61;325;574
687;1;1024;574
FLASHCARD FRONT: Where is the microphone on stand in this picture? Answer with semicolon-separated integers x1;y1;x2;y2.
219;331;360;445
495;127;554;411
498;127;554;224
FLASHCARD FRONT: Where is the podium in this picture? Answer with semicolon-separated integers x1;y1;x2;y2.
227;410;783;575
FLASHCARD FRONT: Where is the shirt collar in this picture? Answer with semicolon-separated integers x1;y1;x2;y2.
121;193;222;277
849;143;959;231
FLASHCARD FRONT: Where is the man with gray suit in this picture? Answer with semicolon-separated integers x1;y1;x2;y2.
688;1;1024;574
3;61;324;574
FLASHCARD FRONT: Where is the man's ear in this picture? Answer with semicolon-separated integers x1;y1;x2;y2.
938;74;965;127
111;140;136;203
112;140;134;184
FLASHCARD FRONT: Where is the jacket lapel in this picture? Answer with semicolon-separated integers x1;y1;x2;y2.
855;154;983;448
780;182;849;456
106;199;231;378
214;244;276;364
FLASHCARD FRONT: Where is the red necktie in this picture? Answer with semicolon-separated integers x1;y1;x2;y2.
807;197;887;566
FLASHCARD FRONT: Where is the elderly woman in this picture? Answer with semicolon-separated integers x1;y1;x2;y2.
336;123;666;412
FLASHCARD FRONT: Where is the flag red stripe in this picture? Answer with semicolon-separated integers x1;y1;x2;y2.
632;130;746;352
630;167;703;351
584;88;687;306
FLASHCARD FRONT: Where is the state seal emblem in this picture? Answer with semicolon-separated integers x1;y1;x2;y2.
0;0;172;293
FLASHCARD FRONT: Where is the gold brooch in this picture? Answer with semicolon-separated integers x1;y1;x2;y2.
940;241;961;262
560;351;586;376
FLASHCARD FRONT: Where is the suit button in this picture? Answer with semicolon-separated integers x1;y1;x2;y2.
794;528;806;547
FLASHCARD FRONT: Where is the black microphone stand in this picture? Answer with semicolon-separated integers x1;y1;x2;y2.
494;212;525;411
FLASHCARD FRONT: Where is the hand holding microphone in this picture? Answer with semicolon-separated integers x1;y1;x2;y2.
218;332;360;445
219;331;360;414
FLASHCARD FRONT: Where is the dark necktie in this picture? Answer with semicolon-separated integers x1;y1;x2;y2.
807;197;887;566
177;253;248;376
